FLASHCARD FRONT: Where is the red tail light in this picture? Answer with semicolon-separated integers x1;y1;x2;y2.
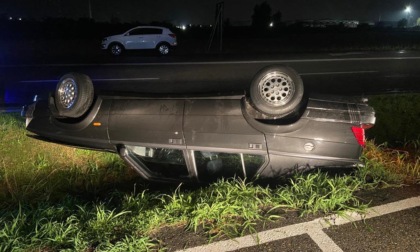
169;33;176;38
351;125;367;147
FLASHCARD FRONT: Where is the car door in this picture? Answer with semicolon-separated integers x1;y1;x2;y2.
122;28;142;49
123;28;160;49
183;98;268;181
108;99;190;181
140;28;163;48
108;98;185;147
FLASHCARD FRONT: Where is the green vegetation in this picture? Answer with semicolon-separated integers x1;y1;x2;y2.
367;93;420;147
1;93;419;252
364;93;419;183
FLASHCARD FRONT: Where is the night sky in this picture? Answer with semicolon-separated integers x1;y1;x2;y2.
1;0;418;25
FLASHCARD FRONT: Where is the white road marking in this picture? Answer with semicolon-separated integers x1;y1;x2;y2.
19;77;159;83
19;79;59;83
91;77;159;82
307;228;344;252
17;70;375;84
4;56;420;68
300;70;378;76
178;196;420;252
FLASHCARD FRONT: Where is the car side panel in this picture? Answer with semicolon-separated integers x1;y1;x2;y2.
241;97;363;176
248;121;361;177
259;155;358;178
265;121;361;159
125;34;156;49
183;99;267;154
121;35;141;50
26;99;113;151
108;99;185;148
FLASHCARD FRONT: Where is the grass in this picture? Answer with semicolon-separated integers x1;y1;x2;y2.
0;104;419;251
0;114;138;205
362;141;419;185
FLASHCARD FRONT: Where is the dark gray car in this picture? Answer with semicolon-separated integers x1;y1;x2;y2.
24;65;375;183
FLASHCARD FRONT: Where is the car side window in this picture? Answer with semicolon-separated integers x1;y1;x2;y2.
128;28;162;35
127;28;143;35
194;151;265;182
126;146;189;178
146;28;163;34
243;154;265;178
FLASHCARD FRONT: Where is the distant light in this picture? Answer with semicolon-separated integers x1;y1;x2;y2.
18;17;22;21
269;22;274;27
176;25;187;30
405;6;412;13
9;17;13;20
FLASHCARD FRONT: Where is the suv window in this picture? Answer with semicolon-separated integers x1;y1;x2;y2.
194;151;265;182
129;28;162;35
126;146;189;178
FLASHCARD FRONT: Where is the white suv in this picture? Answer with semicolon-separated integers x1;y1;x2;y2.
101;26;177;56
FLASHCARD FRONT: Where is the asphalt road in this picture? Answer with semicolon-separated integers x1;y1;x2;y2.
1;50;420;111
158;185;420;252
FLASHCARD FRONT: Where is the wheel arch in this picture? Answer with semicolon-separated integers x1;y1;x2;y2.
108;41;125;50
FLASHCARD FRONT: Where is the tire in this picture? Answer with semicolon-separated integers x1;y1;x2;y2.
156;43;170;55
109;43;124;56
249;66;304;118
54;73;94;118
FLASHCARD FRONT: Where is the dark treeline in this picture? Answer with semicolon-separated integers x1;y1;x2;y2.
0;18;154;39
1;17;420;40
1;18;420;55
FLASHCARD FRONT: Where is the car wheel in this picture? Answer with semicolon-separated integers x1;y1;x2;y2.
109;43;124;56
157;43;170;55
54;73;94;118
249;66;304;118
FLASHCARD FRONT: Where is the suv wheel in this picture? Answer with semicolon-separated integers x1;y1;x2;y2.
249;66;304;118
157;43;170;55
53;73;94;118
109;43;124;56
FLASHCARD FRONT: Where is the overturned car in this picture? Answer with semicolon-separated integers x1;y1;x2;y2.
24;66;375;183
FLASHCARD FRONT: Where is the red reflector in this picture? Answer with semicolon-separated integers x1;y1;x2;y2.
351;126;366;147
